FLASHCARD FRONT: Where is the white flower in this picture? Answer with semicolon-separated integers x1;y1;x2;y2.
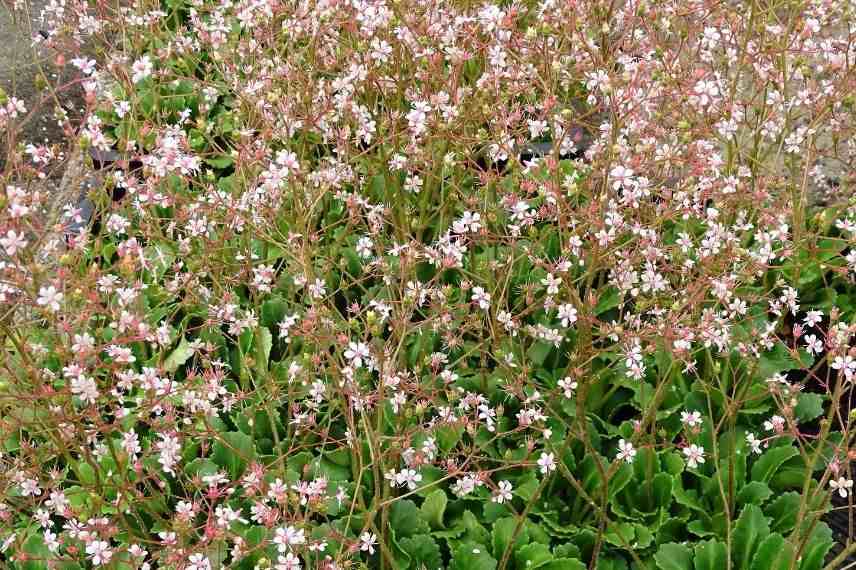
471;286;491;310
680;410;702;428
278;313;300;342
273;526;306;552
1;532;15;553
308;278;326;299
131;55;153;83
617;439;636;463
71;374;99;404
558;377;578;398
156;432;181;476
395;469;422;490
832;355;856;381
86;540;113;566
406;101;431;138
804;334;823;356
610;165;634;190
275;553;302;570
452;211;482;234
0;229;27;256
830;477;854;498
360;532;377;555
71;57;97;75
692;79;720;107
36;285;63;312
492;480;513;504
370;38;393;64
746;433;762;455
344;341;370;369
557;304;578;327
114;100;131;118
43;529;59;552
683;444;706;469
451;474;483;497
356;236;374;258
187;553;212;570
764;414;785;433
803;310;823;328
537;452;556;475
19;478;41;496
541;273;562;295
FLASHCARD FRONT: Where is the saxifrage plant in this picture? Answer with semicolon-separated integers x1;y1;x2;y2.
1;0;856;568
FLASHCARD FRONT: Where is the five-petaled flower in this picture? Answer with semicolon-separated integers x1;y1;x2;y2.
537;452;556;474
683;444;706;469
36;285;63;312
830;477;854;498
472;286;491;310
617;439;637;463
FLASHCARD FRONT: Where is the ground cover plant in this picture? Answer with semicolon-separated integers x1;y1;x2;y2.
1;0;856;568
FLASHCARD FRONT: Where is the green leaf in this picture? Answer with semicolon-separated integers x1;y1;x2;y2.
483;501;511;523
185;458;220;478
515;543;554;569
493;516;529;559
455;510;490;546
595;557;628;570
163;336;194;373
256;327;272;371
515;471;540;502
750;533;789;570
450;542;498;570
608;462;634;498
212;431;255;479
543;560;587;570
436;424;463;452
765;492;801;533
604;522;635;548
733;504;771;570
390;499;430;539
656;518;685;545
750;445;799;483
22;532;52;570
799;522;833;570
528;341;554;367
736;481;773;506
554;545;581;560
399;535;443;570
654;542;693;570
757;343;800;379
693;539;726;570
662;451;685;476
595;287;622;315
421;489;448;530
652;472;674;511
261;297;287;329
204;155;234;169
673;483;705;512
794;393;824;423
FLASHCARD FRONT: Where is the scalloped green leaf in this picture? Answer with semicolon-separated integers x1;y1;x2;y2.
654;542;692;570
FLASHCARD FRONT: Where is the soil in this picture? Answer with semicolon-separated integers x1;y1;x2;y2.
0;0;84;178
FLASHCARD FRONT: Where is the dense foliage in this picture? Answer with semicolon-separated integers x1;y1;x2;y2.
2;0;856;568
